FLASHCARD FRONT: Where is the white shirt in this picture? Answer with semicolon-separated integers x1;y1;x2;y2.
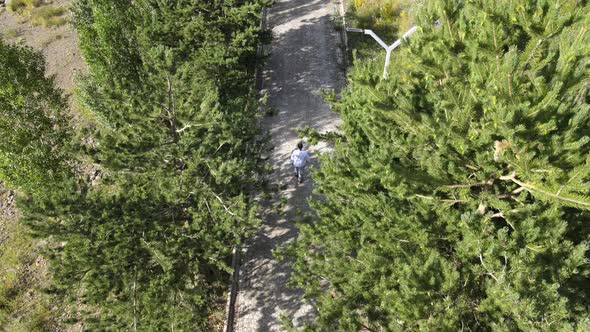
290;149;310;167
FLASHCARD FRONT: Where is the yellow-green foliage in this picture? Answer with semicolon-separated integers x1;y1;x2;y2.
7;1;67;27
30;5;67;27
7;0;41;12
1;27;20;39
352;0;414;33
347;0;415;59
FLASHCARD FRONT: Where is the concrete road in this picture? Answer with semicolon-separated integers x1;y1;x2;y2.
234;0;345;330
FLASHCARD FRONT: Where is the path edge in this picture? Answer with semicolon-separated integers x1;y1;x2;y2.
336;0;349;67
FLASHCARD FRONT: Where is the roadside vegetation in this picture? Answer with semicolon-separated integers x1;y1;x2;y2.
1;0;268;330
284;0;590;330
3;0;589;330
6;0;67;27
346;0;414;58
0;214;59;331
0;37;72;332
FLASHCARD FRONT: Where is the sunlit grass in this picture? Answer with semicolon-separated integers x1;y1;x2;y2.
7;1;68;28
1;27;20;39
6;0;41;12
30;5;67;27
347;0;414;58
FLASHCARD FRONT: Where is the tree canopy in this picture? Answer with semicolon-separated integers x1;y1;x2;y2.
0;39;73;194
286;0;590;330
19;0;266;329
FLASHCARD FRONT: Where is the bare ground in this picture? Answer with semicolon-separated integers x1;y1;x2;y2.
1;0;85;94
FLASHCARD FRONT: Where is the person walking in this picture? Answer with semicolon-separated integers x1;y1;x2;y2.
290;141;310;183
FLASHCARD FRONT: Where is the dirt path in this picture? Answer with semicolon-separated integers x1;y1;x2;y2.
234;0;345;330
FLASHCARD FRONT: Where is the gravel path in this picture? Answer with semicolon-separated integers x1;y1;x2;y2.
234;0;345;330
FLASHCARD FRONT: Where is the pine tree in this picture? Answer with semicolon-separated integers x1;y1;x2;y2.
286;0;590;330
0;39;73;194
22;0;266;329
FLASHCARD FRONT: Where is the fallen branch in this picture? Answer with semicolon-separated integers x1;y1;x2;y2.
500;172;590;208
176;124;203;133
415;194;467;204
445;180;493;189
489;211;515;230
212;192;236;216
495;187;526;199
479;253;499;282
